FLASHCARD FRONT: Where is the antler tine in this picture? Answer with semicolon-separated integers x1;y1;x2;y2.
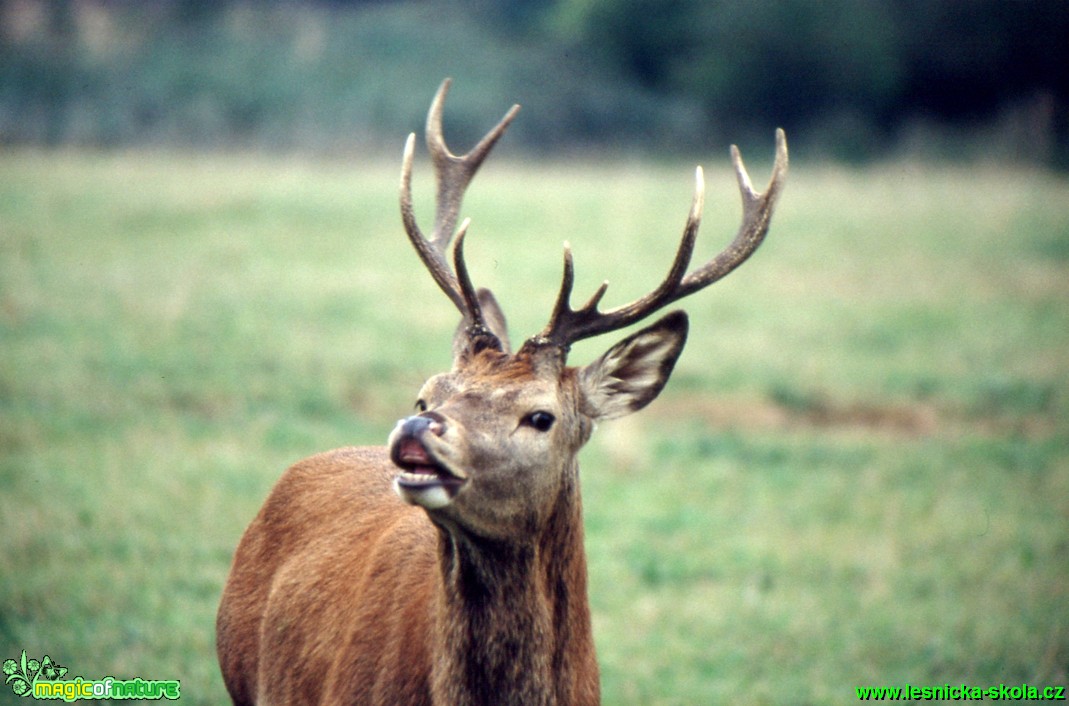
400;132;464;312
531;174;701;350
399;78;521;321
529;129;787;351
451;219;497;344
427;78;521;249
676;127;788;296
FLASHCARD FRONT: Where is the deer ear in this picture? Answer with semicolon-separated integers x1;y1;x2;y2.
453;288;511;359
578;311;688;421
476;288;510;351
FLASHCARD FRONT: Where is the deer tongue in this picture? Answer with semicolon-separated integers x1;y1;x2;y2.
397;438;434;471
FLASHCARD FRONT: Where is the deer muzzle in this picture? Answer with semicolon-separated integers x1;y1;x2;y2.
388;413;467;509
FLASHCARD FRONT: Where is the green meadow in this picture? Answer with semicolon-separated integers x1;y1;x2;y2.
1;149;1066;704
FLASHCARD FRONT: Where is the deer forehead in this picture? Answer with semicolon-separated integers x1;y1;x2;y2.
428;370;570;410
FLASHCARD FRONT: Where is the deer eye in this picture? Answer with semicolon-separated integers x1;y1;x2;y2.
415;399;428;413
522;411;556;432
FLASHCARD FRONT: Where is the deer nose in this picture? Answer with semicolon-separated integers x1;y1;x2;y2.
397;412;446;438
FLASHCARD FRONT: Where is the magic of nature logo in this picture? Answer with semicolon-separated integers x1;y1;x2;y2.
3;650;180;701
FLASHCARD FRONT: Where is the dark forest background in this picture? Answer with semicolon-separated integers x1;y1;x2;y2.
1;0;1067;166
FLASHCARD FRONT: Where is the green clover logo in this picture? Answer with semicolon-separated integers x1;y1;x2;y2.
3;650;65;698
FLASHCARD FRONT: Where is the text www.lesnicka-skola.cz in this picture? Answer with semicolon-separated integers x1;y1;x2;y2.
856;683;1066;701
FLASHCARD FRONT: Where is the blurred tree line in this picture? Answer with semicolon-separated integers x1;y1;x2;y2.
1;0;1066;166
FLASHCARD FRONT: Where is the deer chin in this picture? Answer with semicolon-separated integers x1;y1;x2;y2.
393;468;466;509
391;438;468;509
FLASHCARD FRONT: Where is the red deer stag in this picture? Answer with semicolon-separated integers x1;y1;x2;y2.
216;78;787;706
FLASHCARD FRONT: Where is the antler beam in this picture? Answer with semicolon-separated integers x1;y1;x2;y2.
528;128;788;351
399;78;520;330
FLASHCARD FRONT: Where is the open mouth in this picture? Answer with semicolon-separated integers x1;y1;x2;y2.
391;437;466;504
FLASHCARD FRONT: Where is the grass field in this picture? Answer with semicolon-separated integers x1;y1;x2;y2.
1;147;1067;704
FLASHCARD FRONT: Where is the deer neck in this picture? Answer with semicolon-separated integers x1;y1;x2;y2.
430;473;596;706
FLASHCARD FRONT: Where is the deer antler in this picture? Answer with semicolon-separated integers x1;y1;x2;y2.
526;128;788;352
399;78;521;338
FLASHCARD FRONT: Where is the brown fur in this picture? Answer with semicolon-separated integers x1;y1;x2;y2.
217;446;598;705
216;315;688;706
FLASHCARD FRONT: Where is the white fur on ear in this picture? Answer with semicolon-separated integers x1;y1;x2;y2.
579;312;688;421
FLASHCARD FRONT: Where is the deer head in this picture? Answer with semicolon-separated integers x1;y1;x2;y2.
388;78;788;542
